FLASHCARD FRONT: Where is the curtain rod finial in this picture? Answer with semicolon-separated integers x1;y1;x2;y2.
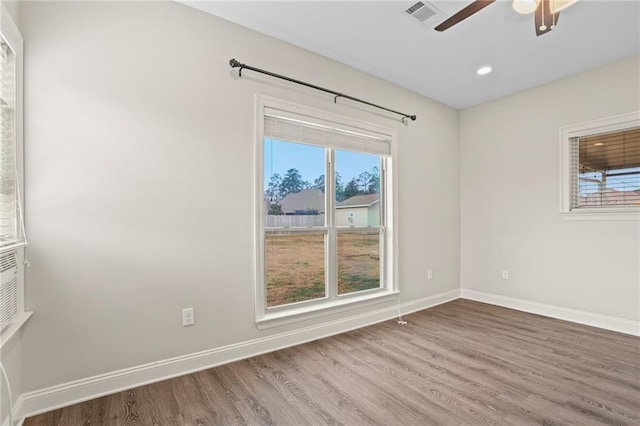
229;58;241;68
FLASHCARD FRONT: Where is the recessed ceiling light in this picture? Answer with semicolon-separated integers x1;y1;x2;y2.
477;66;492;76
594;142;604;146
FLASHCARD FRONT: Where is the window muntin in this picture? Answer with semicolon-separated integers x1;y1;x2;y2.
258;100;394;317
571;127;640;210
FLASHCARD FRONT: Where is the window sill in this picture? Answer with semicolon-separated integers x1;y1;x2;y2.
256;290;399;330
0;241;28;254
0;311;33;349
561;208;640;221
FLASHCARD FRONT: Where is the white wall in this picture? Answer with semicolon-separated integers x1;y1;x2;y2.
20;1;459;394
2;1;17;24
460;56;640;321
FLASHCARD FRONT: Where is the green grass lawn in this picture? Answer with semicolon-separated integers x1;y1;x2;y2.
265;233;380;307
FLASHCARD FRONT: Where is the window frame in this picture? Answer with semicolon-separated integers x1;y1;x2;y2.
254;95;398;328
0;6;24;251
559;111;640;221
0;5;31;348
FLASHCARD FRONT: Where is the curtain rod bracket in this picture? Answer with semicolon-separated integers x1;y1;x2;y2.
229;58;244;77
228;58;416;123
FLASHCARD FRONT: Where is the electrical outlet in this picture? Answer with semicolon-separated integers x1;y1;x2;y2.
502;270;509;280
427;269;433;280
182;307;195;326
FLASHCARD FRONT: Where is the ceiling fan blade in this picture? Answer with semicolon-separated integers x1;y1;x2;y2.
434;0;496;32
535;0;560;36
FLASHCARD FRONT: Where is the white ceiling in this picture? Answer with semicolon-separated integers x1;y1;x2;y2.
180;1;640;109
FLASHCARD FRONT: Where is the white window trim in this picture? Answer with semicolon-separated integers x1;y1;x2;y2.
254;95;399;328
559;111;640;221
0;5;31;348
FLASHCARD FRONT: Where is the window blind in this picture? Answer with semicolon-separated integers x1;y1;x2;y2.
569;137;580;209
264;107;391;156
573;127;640;209
0;40;17;243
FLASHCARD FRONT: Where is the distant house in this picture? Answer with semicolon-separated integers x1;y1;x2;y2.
336;194;380;226
279;188;325;215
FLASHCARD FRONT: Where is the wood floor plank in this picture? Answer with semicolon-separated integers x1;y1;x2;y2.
193;369;247;426
245;356;340;425
24;300;640;425
135;381;180;425
169;373;211;422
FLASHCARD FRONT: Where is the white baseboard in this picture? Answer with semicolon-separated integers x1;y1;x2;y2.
19;289;460;419
460;289;640;337
1;395;24;426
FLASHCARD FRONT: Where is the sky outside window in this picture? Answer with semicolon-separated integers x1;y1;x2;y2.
264;138;380;192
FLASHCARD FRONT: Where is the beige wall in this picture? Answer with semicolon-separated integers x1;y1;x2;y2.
460;56;640;321
335;203;380;226
368;203;380;227
20;1;460;393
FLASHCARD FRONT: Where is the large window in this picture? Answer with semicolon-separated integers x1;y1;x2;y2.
560;112;640;220
256;97;396;323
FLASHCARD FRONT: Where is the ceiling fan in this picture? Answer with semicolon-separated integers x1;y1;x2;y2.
435;0;579;36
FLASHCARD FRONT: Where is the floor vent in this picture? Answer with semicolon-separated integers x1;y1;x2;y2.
0;250;18;331
404;1;445;28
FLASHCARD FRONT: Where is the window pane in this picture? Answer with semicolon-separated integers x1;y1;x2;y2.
265;233;326;307
0;42;16;243
337;232;380;295
335;150;381;227
264;139;325;227
577;128;640;208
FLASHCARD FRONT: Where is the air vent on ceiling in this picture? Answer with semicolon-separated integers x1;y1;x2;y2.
404;1;445;29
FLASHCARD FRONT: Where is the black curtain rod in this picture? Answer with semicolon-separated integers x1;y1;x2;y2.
229;58;417;122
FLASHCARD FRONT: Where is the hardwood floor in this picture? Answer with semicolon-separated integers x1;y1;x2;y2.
25;300;640;425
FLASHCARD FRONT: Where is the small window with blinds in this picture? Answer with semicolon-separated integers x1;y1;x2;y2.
256;97;397;321
571;127;640;209
560;112;640;220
